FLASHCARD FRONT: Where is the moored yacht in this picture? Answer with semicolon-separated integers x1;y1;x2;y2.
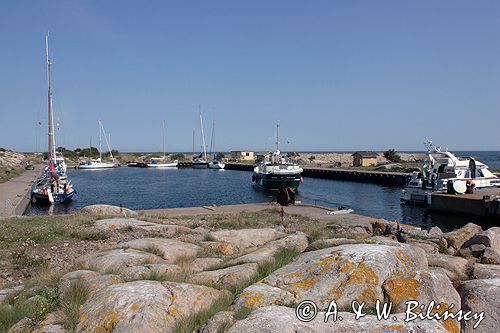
79;121;116;169
252;121;303;190
147;157;178;168
192;112;208;169
146;121;178;168
208;119;225;169
401;140;500;205
31;35;75;205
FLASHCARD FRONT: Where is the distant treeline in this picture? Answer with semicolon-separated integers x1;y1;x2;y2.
41;147;120;160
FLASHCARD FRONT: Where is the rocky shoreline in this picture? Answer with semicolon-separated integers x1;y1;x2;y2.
0;204;499;332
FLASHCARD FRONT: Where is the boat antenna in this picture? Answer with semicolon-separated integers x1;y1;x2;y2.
46;33;56;162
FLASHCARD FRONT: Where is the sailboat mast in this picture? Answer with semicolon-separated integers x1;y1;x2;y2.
211;120;215;159
199;111;207;160
98;120;102;160
46;34;56;162
276;120;280;153
162;121;166;159
192;130;195;157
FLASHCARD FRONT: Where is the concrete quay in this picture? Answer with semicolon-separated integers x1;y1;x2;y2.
430;187;500;219
0;166;41;218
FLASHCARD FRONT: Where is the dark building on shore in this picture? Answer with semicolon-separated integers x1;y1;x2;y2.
352;151;378;167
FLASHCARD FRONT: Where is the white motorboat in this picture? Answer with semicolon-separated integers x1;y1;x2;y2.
79;120;116;169
208;160;225;169
252;121;303;190
147;158;178;168
401;140;500;205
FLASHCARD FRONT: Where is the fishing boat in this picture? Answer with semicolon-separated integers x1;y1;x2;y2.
252;121;303;190
146;121;178;168
401;140;500;205
79;121;116;169
31;35;75;205
208;119;225;169
192;112;208;169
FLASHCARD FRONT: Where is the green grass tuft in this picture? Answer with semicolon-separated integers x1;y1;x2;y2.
59;280;90;332
0;285;60;332
233;306;252;320
173;293;233;333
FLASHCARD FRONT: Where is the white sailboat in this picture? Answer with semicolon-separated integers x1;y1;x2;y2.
147;121;178;168
208;119;225;169
192;112;208;169
79;120;116;169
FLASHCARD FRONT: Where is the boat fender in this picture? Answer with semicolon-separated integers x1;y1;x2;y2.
252;174;256;182
300;176;304;183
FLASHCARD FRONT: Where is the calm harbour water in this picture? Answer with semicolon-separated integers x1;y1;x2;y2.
26;153;499;231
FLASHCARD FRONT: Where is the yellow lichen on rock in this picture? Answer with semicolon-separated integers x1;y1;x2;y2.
100;309;119;332
430;302;460;333
290;277;317;292
383;324;405;331
345;261;380;285
243;292;264;309
338;259;356;274
284;271;302;279
384;277;421;306
357;285;379;304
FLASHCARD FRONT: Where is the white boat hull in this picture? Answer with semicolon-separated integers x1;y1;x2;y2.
79;163;116;169
208;161;225;169
147;162;178;168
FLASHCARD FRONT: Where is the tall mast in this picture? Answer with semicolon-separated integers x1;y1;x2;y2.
192;130;195;157
276;120;280;153
162;120;166;159
99;121;114;161
199;110;207;160
46;34;56;161
210;119;215;159
98;120;102;160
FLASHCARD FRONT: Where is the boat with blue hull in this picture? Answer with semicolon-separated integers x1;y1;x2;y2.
252;121;303;190
31;35;75;205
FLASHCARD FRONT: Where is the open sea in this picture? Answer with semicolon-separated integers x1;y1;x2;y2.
26;151;500;231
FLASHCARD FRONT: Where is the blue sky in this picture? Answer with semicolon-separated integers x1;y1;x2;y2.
1;1;499;153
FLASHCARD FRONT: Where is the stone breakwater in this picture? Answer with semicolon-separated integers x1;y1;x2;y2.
298;152;426;166
1;204;499;333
